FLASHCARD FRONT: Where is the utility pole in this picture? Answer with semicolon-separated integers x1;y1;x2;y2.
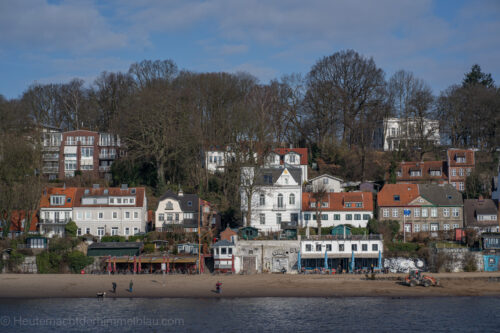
198;197;201;275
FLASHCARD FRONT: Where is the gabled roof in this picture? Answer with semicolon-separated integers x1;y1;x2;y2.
464;199;499;228
308;174;344;183
397;161;448;181
302;192;374;211
212;240;235;247
274;148;308;165
377;184;420;206
254;167;302;186
40;187;77;209
418;184;463;206
447;149;475;167
158;191;201;212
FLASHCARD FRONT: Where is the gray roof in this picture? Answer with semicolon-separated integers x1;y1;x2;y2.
464;199;499;227
88;242;143;249
418;184;463;206
159;191;200;212
254;167;302;186
212;240;235;247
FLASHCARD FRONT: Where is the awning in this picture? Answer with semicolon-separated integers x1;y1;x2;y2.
105;256;197;264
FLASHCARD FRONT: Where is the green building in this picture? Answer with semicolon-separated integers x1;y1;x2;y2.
87;242;143;257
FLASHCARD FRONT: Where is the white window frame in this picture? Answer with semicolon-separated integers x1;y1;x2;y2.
443;208;450;217
452;208;459;217
414;208;420;217
431;208;438;218
392;209;398;218
422;208;428;217
98;212;104;220
112;211;118;219
383;209;389;218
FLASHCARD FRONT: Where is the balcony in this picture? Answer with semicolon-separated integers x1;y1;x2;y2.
43;153;59;161
99;166;111;172
40;218;70;225
42;145;60;152
272;204;287;211
42;166;59;173
99;154;116;160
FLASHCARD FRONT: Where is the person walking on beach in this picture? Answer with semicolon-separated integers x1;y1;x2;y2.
215;281;222;294
129;280;133;292
112;282;117;293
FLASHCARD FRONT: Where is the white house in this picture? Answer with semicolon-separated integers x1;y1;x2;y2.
301;192;374;229
264;148;308;182
212;240;236;272
39;187;77;237
72;185;147;238
307;174;344;193
374;117;440;151
240;166;302;232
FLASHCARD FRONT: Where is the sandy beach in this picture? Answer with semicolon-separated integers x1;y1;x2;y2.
0;272;500;298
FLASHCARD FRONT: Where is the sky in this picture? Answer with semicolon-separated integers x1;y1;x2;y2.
1;0;499;99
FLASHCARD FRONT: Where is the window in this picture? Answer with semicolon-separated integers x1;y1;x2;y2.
85;211;91;220
352;244;357;251
187;201;193;207
451;168;456;176
167;214;173;222
323;178;329;184
354;214;361;220
310;202;316;208
175;213;179;221
383;209;389;218
228;248;233;255
277;194;284;208
346;214;352;220
158;214;164;221
134;212;139;219
50;196;66;205
339;244;345;251
363;214;370;220
321;202;328;208
443;208;450;217
414;224;420;232
304;213;310;221
362;244;368;251
410;170;421;177
459;182;464;191
259;194;265;206
305;244;312;252
123;198;128;204
110;198;114;204
98;212;103;219
97;227;104;236
125;227;130;235
112;212;118;219
393;195;400;201
316;243;322;251
81;147;94;158
334;214;340;220
453;224;459;229
76;211;83;220
459;168;464;176
404;224;411;232
221;248;227;255
133;227;139;235
430;223;439;231
111;227;118;235
392;209;398;218
117;198;122;204
422;224;429;231
209;156;213;163
130;198;135;204
184;213;194;219
321;214;328;221
452;208;459;217
372;244;378;251
284;177;289;184
125;212;130;219
86;227;90;235
414;209;420;218
77;228;81;236
443;224;450;231
276;213;282;224
289;154;296;163
355;203;363;208
346;203;352;208
422;208;428;218
431;208;437;218
260;214;265;225
326;244;332;252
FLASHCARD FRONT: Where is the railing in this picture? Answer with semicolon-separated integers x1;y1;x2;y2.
272;204;287;211
43;153;59;161
42;145;60;151
42;166;59;173
99;154;116;159
40;219;70;224
305;234;383;241
99;166;111;172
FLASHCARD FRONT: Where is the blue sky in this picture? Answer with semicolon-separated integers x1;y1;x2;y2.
1;0;499;99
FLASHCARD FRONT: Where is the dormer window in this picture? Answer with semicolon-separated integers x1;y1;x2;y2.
394;195;400;201
456;156;466;163
187;201;193;207
289;154;296;163
263;175;273;184
50;195;66;205
410;170;421;177
166;202;173;210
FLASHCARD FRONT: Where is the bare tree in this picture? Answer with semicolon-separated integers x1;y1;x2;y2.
311;184;328;236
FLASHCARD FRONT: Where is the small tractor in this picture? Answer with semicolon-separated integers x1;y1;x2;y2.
405;269;439;287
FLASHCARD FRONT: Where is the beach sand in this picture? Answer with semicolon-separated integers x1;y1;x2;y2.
1;272;500;298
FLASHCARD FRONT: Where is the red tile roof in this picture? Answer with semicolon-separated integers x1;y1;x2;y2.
377;184;420;206
447;149;475;167
7;211;38;232
39;187;77;208
274;148;308;165
302;192;373;211
397;160;448;182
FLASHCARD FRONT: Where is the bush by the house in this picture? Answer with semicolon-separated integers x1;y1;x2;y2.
66;251;94;273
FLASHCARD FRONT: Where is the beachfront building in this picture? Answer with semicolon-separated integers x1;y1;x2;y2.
464;198;499;234
377;183;464;234
71;185;147;237
212;240;236;273
233;240;300;274
300;235;383;272
39;187;77;237
240;166;302;232
306;174;344;193
301;192;374;229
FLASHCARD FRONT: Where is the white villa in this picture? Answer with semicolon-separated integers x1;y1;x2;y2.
374;117;440;151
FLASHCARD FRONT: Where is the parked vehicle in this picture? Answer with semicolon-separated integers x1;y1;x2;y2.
405;269;439;287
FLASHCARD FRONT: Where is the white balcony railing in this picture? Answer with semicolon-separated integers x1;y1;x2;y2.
99;154;116;159
272;204;287;211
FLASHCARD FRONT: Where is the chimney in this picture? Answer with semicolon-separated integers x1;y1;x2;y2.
121;184;128;190
178;187;184;197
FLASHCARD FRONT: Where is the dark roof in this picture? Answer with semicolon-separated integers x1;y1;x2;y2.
464;199;499;227
418;184;463;206
158;191;200;212
254;167;302;186
88;242;143;249
213;240;235;247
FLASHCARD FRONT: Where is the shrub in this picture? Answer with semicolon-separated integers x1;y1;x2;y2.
463;252;477;272
101;235;126;242
66;251;94;273
143;243;155;253
386;242;420;253
49;238;74;253
128;235;145;242
7;250;25;271
65;221;78;238
36;251;63;273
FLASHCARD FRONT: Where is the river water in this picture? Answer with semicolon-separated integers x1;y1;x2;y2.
0;297;498;332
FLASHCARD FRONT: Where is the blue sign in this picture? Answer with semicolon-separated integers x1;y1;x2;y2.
403;209;411;216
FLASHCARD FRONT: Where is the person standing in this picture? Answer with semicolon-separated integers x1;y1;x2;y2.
215;281;222;294
129;280;133;292
112;282;117;293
